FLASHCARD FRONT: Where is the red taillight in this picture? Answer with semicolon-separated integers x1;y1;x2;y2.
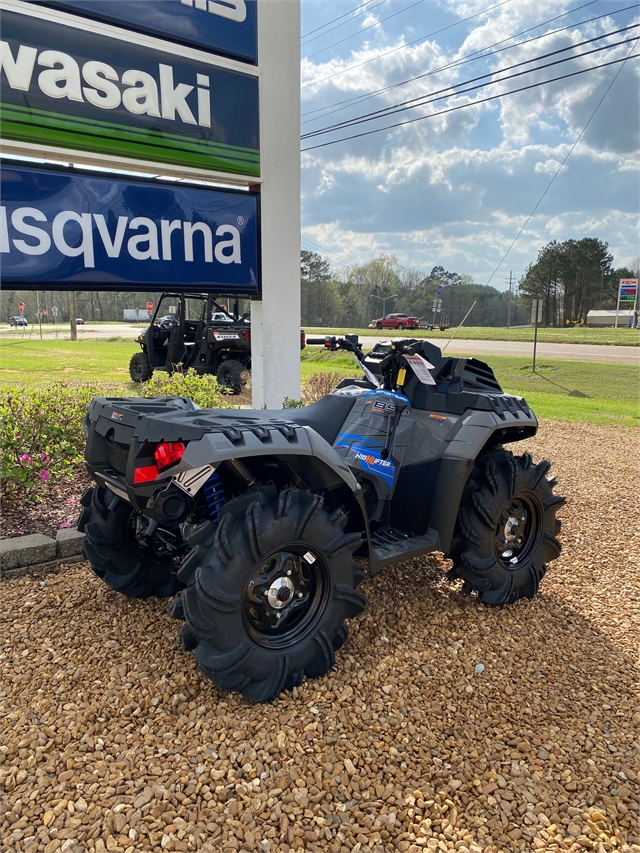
154;442;186;469
134;465;160;484
134;442;186;484
241;329;250;343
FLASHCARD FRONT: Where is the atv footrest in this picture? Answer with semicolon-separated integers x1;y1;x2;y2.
370;527;439;569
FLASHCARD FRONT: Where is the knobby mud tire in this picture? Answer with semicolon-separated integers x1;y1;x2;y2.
178;488;366;702
216;359;246;395
449;450;565;606
78;486;181;598
129;352;153;383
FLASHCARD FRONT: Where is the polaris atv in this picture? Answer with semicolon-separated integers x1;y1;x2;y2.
129;292;252;394
78;335;564;702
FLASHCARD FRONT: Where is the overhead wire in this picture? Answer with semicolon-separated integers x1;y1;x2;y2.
301;50;639;151
302;0;510;88
477;39;639;291
301;0;387;45
302;0;427;61
302;25;639;139
301;0;635;122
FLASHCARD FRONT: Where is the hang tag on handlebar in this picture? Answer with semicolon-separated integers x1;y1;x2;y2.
405;354;436;385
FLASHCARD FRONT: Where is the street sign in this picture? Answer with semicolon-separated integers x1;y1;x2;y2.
1;163;260;294
531;299;543;324
43;308;48;315
52;305;58;316
18;301;24;313
146;302;154;312
1;8;260;178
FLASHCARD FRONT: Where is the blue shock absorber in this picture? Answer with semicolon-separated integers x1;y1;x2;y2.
202;471;227;523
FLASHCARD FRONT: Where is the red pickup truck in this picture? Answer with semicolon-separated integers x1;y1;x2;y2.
371;312;421;330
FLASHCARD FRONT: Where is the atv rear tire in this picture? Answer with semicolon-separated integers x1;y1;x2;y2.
179;488;366;702
216;359;246;395
129;352;153;383
449;450;564;605
78;486;181;598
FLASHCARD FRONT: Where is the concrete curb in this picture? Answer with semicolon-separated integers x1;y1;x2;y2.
1;528;85;575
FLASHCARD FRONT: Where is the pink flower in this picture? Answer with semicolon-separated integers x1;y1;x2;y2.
65;498;76;505
16;432;21;438
41;452;50;463
40;469;51;482
19;454;31;463
59;522;73;529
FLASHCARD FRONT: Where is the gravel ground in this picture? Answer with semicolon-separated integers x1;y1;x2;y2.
1;421;638;853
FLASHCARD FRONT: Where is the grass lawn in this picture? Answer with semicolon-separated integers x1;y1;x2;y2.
309;325;640;346
1;338;637;426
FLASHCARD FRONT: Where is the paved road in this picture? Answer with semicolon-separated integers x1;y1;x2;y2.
2;324;638;364
352;334;639;365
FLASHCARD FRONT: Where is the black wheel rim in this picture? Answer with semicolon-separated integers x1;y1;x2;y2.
243;545;329;649
494;494;541;568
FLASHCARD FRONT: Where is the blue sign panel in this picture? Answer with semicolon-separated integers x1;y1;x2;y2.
1;9;259;177
0;164;260;294
39;0;258;65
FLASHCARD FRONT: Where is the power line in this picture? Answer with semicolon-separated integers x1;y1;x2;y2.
302;26;639;139
301;0;387;44
481;40;639;289
301;0;630;122
302;0;427;61
302;0;511;88
301;51;639;151
301;239;351;268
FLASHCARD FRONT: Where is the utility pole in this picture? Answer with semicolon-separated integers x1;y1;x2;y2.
69;291;78;341
506;271;513;329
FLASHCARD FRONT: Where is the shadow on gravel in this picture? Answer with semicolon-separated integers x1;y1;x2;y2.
2;557;638;852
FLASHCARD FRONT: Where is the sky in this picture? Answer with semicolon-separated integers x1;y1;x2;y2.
299;0;640;286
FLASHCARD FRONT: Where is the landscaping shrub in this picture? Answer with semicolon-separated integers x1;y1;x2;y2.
140;369;229;409
1;383;98;506
302;371;346;403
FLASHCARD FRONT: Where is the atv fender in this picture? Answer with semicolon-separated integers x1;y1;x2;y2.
180;423;373;555
431;406;538;554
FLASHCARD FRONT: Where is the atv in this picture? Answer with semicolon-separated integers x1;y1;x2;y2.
78;335;564;702
129;292;252;394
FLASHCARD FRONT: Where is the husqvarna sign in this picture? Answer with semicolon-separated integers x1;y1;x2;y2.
0;8;259;177
1;164;259;293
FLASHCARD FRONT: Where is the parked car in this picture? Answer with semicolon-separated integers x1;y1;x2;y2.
76;318;85;325
371;313;420;330
9;316;27;327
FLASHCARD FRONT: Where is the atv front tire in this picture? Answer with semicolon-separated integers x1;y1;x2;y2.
179;488;366;702
78;486;181;598
129;352;153;383
449;450;564;605
216;359;246;395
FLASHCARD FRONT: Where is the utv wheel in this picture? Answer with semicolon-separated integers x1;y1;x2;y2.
216;359;246;395
449;450;565;606
129;352;153;383
77;486;181;598
376;322;383;330
397;322;404;330
179;488;365;702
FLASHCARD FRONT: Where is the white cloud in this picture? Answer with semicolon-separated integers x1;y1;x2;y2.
300;0;640;283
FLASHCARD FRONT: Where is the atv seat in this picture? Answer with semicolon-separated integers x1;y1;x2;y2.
285;393;356;445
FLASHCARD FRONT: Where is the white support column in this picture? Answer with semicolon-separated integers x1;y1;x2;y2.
251;0;301;409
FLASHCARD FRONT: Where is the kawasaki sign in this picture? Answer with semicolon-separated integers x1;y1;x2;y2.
0;7;259;177
1;164;260;293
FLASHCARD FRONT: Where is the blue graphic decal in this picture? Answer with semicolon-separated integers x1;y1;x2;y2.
334;434;395;486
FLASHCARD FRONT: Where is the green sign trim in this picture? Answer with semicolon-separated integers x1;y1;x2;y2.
1;103;259;177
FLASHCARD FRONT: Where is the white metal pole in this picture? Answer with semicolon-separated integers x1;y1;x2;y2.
615;280;620;328
251;0;301;409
